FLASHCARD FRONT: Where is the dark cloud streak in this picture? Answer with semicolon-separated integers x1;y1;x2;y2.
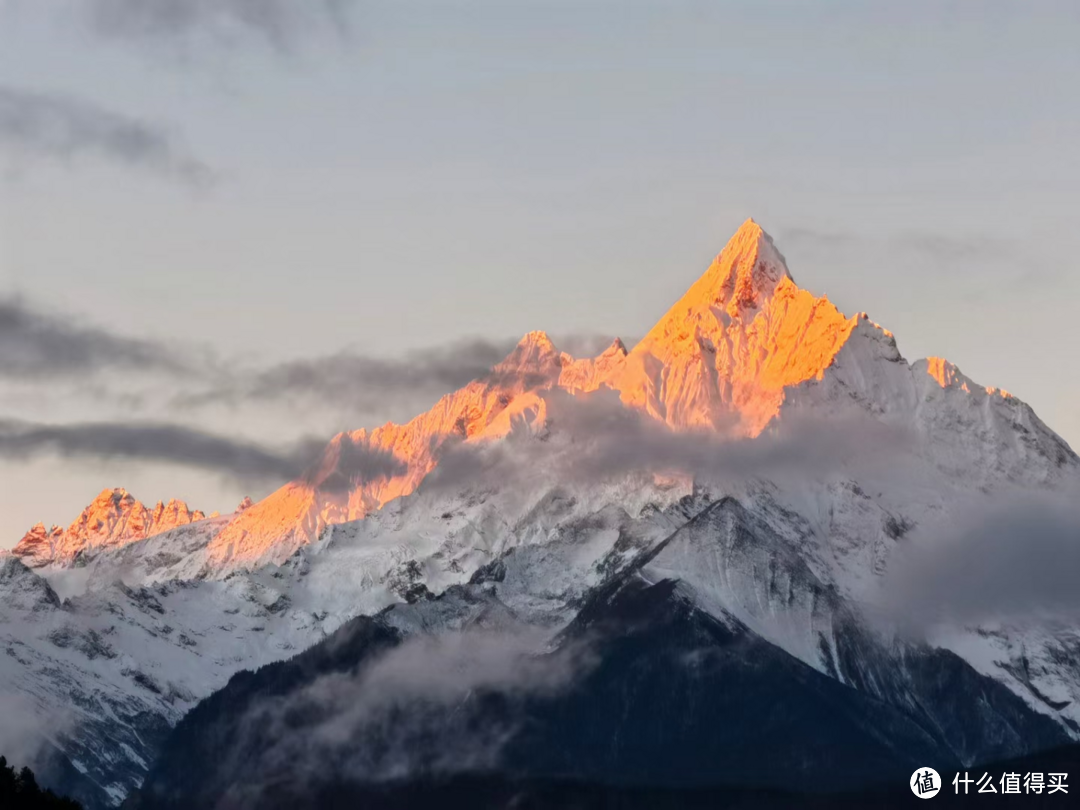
0;419;328;485
174;334;622;418
201;339;519;414
0;86;213;184
0;297;194;380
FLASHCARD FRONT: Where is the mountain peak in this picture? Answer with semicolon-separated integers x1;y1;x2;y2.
12;488;206;568
493;330;563;380
707;218;792;318
603;337;628;357
98;486;133;503
511;330;558;356
609;219;857;433
634;219;795;343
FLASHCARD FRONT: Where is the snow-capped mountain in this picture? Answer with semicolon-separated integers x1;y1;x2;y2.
10;489;209;569
2;220;1078;809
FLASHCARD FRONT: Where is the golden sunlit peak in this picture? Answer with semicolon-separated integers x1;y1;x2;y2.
603;337;628;356
644;217;794;331
515;330;557;350
495;330;562;372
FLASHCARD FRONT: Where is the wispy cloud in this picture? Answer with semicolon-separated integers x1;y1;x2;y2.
82;0;354;51
0;419;330;485
0;297;195;380
0;691;72;771
777;224;1058;298
305;433;407;492
0;86;214;184
222;626;594;794
169;332;624;422
779;226;1013;263
180;338;520;417
426;389;908;493
0;298;524;421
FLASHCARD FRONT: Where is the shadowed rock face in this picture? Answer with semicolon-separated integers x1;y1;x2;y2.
125;499;1067;810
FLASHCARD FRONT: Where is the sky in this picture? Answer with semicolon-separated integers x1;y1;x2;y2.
0;0;1077;546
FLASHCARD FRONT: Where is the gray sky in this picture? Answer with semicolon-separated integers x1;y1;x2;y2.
0;1;1077;545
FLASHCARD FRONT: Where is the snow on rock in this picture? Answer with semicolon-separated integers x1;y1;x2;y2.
608;218;860;434
12;489;206;569
4;218;1080;807
200;330;577;571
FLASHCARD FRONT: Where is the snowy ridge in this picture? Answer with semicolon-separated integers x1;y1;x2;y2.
12;489;209;569
2;219;1079;808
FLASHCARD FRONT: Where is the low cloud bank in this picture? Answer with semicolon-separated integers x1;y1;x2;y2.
221;626;594;793
0;691;71;770
882;495;1080;628
428;388;908;492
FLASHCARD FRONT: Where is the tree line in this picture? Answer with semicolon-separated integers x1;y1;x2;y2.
0;756;82;809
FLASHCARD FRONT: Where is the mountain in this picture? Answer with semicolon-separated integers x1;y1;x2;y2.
11;490;207;569
122;521;1070;809
2;219;1078;809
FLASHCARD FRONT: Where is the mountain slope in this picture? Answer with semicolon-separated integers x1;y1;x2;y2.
2;218;1078;808
124;500;1068;810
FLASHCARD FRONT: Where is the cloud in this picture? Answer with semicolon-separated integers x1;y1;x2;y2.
780;225;1016;262
0;297;194;380
0;86;213;184
882;495;1080;628
305;433;408;492
426;388;908;493
180;338;519;417
0;419;330;485
82;0;353;51
174;333;622;421
228;626;594;792
0;691;72;771
0;295;626;423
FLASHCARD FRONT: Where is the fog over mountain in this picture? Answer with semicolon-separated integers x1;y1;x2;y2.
2;221;1078;809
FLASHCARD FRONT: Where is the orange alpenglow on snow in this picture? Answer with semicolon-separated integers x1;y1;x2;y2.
611;218;859;434
12;488;205;568
203;219;873;569
13;219;989;571
923;355;1015;399
925;357;970;392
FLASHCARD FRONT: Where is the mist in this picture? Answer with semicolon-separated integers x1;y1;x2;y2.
214;625;595;801
427;387;910;493
882;494;1080;629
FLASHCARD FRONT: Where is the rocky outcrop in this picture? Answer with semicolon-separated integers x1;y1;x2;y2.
12;488;206;568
